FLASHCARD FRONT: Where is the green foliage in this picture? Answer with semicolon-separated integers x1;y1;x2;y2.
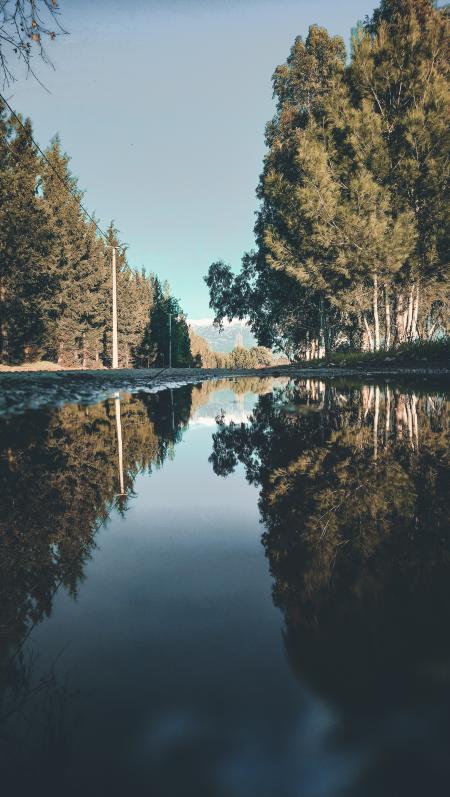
0;387;193;686
206;1;449;358
39;136;109;367
0;106;57;363
188;326;276;370
226;345;274;368
0;105;193;369
209;379;450;709
188;327;226;367
141;277;194;368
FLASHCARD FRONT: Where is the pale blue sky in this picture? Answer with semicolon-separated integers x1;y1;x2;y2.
10;0;377;318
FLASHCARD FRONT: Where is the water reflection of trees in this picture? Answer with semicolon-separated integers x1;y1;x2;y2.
189;376;285;415
0;388;192;685
210;380;450;713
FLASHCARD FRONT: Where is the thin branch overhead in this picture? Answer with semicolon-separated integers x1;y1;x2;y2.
0;0;67;87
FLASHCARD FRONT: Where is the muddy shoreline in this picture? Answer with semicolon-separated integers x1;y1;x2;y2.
1;364;449;415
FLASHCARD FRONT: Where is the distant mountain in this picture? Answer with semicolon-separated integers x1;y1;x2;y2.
189;318;257;353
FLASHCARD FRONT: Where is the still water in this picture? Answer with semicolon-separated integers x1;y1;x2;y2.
0;376;449;797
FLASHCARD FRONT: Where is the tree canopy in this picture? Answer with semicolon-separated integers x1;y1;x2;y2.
0;103;193;368
206;0;449;359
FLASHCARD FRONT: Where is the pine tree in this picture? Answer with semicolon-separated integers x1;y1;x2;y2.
40;137;106;366
0;117;167;369
0;106;56;363
104;224;155;368
143;277;194;368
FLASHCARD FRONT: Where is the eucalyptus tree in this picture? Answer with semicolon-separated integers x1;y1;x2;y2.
350;0;450;343
206;1;449;357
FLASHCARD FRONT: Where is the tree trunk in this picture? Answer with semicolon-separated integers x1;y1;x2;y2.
319;298;325;358
0;284;8;364
405;285;414;340
427;320;438;341
324;326;332;356
82;334;87;369
394;293;407;345
384;285;391;349
0;321;8;364
363;314;374;352
373;274;380;351
58;341;64;367
411;284;419;340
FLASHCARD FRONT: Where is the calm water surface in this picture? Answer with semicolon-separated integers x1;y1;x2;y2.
0;377;449;796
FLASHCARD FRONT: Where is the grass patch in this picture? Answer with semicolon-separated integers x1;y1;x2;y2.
300;338;450;368
0;360;63;373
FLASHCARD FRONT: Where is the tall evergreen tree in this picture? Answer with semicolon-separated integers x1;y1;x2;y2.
0;105;56;363
104;224;155;368
40;137;107;366
0;116;171;369
143;277;194;368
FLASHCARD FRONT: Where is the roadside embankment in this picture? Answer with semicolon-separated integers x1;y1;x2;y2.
0;363;449;416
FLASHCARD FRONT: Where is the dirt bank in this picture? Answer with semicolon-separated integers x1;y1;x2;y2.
1;363;449;416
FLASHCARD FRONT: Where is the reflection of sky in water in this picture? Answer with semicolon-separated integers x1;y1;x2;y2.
189;388;258;428
0;378;449;796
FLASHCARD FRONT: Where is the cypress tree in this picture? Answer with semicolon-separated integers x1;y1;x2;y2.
104;224;155;368
144;277;194;368
0;106;56;363
40;137;106;366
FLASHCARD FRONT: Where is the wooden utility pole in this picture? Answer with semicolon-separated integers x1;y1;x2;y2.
112;246;119;369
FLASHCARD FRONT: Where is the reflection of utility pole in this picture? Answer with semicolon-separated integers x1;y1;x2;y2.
161;307;176;368
112;247;119;369
115;393;126;496
170;388;175;433
168;313;172;369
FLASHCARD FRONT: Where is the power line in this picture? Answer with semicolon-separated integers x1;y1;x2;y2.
0;90;126;252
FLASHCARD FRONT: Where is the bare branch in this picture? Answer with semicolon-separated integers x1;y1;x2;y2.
0;0;67;87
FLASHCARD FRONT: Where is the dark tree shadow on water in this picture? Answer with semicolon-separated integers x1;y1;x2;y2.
210;379;450;797
0;388;194;793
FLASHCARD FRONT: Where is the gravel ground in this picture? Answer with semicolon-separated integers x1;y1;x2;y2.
0;364;449;416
